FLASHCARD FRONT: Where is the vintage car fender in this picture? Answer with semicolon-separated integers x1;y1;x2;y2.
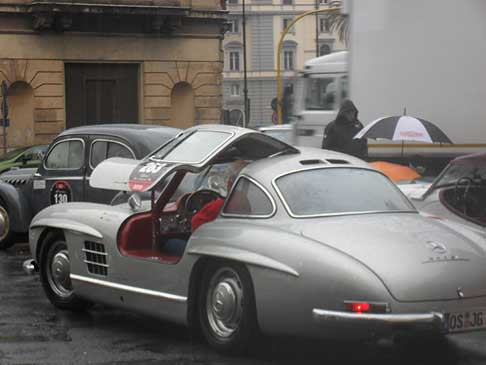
0;180;32;232
29;202;132;262
187;220;393;338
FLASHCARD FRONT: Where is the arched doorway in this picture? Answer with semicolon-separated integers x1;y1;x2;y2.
170;82;195;128
6;81;34;148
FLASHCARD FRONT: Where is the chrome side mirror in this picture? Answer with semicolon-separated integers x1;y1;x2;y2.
128;193;142;211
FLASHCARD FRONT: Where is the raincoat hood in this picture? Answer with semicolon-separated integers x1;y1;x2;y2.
336;99;359;125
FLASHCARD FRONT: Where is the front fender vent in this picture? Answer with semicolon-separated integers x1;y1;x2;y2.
83;241;108;276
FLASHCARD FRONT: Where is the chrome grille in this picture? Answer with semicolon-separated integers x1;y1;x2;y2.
83;241;108;276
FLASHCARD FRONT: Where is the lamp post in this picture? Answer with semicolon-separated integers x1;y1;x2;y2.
242;0;249;128
315;0;319;57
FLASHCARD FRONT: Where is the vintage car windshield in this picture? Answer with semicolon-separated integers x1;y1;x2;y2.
276;168;415;217
150;130;233;163
433;163;486;190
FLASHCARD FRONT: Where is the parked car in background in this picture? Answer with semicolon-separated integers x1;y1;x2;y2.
25;125;486;353
401;153;486;235
0;124;179;249
0;145;48;174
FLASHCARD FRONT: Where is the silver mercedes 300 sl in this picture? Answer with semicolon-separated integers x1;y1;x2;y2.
25;125;486;352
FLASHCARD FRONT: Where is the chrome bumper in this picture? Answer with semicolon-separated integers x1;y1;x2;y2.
22;259;38;275
313;308;445;332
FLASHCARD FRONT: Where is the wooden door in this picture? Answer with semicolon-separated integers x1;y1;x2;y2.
65;63;139;128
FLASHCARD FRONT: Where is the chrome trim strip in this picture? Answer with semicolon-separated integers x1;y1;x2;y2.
43;138;86;171
43;176;85;181
82;248;107;256
83;260;109;268
70;274;187;303
89;139;136;170
312;308;444;326
221;175;277;219
272;166;417;219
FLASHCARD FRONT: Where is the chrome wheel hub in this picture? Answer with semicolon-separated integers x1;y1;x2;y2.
206;268;243;339
48;248;73;298
0;206;10;241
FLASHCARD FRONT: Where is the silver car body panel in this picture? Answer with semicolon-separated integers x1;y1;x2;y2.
28;126;486;339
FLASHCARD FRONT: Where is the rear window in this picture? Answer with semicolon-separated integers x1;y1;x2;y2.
223;177;274;217
275;168;414;217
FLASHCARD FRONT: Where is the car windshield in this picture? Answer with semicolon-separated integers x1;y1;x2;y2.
150;130;233;163
432;163;486;190
0;147;29;161
276;168;415;217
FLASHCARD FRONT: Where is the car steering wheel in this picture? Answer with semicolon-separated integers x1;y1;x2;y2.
184;189;222;217
454;176;474;214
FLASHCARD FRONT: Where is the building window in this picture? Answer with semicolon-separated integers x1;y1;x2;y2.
229;18;240;33
229;51;240;71
227;0;238;4
283;49;295;70
319;0;329;3
230;84;241;97
282;17;295;34
282;0;293;4
319;44;331;56
319;17;330;33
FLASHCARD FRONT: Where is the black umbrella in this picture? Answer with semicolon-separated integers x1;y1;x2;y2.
354;115;453;144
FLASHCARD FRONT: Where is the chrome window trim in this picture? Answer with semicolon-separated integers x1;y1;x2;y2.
272;166;417;219
70;274;187;303
221;175;277;219
43;138;86;171
89;138;136;170
150;130;235;165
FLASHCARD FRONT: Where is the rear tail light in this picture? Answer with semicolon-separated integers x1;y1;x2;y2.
344;301;389;314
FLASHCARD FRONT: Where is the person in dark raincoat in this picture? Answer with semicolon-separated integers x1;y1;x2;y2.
321;99;368;159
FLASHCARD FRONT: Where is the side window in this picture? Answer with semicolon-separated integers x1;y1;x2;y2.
91;141;134;168
107;142;134;159
223;177;274;217
45;140;84;169
91;141;108;168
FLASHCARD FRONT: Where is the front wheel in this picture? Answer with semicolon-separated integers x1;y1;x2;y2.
39;231;90;311
0;201;15;249
198;261;259;353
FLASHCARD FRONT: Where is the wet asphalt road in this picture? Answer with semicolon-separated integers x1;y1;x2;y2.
2;243;486;365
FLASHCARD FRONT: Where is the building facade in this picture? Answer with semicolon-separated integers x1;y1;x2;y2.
222;0;345;127
0;0;226;149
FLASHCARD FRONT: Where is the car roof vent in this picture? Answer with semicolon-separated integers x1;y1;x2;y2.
299;159;325;165
325;159;350;165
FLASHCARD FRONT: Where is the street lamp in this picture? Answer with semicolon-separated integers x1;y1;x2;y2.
242;0;249;128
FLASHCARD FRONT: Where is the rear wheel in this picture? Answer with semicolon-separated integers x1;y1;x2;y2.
198;261;259;353
0;200;15;249
39;231;90;311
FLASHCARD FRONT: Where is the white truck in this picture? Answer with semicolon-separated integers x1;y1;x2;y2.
293;0;486;159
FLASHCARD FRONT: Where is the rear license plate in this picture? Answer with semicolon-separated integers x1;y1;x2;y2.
445;309;486;333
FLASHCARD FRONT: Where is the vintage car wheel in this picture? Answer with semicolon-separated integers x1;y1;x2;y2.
0;200;15;249
39;232;90;311
198;261;259;353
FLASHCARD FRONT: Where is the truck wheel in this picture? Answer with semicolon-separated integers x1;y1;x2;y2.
39;231;90;311
198;261;259;354
0;200;15;249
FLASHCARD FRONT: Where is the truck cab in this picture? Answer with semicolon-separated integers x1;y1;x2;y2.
293;51;348;148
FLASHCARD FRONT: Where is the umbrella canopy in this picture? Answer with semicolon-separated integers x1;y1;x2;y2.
354;116;453;144
370;161;421;183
